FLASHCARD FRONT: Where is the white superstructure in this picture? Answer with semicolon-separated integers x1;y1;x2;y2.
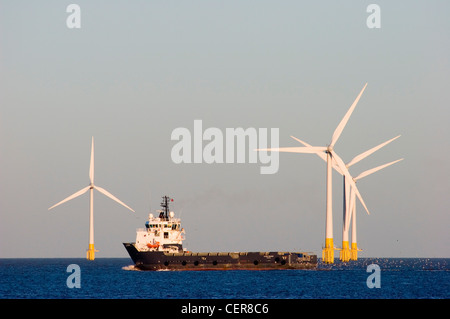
135;196;185;253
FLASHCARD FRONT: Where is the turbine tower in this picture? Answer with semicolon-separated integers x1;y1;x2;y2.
49;137;135;260
257;83;369;264
346;159;403;260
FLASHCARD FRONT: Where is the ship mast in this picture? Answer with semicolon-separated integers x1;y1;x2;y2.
159;195;172;220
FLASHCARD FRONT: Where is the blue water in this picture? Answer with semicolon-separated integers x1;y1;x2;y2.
0;258;448;299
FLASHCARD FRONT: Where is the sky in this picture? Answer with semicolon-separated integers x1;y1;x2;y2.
0;1;449;258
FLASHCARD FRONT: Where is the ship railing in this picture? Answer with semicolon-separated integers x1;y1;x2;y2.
148;217;181;223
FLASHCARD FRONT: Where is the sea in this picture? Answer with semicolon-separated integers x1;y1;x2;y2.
0;257;448;299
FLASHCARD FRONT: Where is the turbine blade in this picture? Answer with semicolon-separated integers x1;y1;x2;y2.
352;181;370;215
94;185;135;212
290;136;343;175
331;150;370;215
48;186;90;210
330;83;368;148
291;136;328;160
255;146;327;154
346;135;401;168
89;137;94;184
354;158;404;181
290;136;312;147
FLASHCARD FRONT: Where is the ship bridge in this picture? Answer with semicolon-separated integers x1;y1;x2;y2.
135;196;185;253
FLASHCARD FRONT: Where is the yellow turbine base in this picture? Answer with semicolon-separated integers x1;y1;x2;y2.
340;241;351;262
350;242;359;261
322;238;334;264
86;244;98;261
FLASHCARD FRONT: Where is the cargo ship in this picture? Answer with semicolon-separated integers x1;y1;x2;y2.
123;196;317;270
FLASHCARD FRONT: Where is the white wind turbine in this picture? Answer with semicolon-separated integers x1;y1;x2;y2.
49;137;135;260
291;135;401;261
346;158;403;260
257;83;369;264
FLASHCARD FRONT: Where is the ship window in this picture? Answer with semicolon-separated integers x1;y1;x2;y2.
164;232;169;239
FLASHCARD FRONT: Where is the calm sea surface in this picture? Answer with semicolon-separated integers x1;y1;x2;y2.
0;258;448;299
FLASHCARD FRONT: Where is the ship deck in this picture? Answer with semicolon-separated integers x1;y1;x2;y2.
123;243;318;271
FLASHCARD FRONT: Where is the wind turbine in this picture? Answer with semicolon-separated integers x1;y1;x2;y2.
257;83;369;264
346;158;403;260
291;135;401;261
49;137;135;260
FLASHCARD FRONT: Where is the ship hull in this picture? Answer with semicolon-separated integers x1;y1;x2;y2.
123;243;317;271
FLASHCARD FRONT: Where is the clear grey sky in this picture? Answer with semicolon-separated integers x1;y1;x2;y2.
1;1;449;258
